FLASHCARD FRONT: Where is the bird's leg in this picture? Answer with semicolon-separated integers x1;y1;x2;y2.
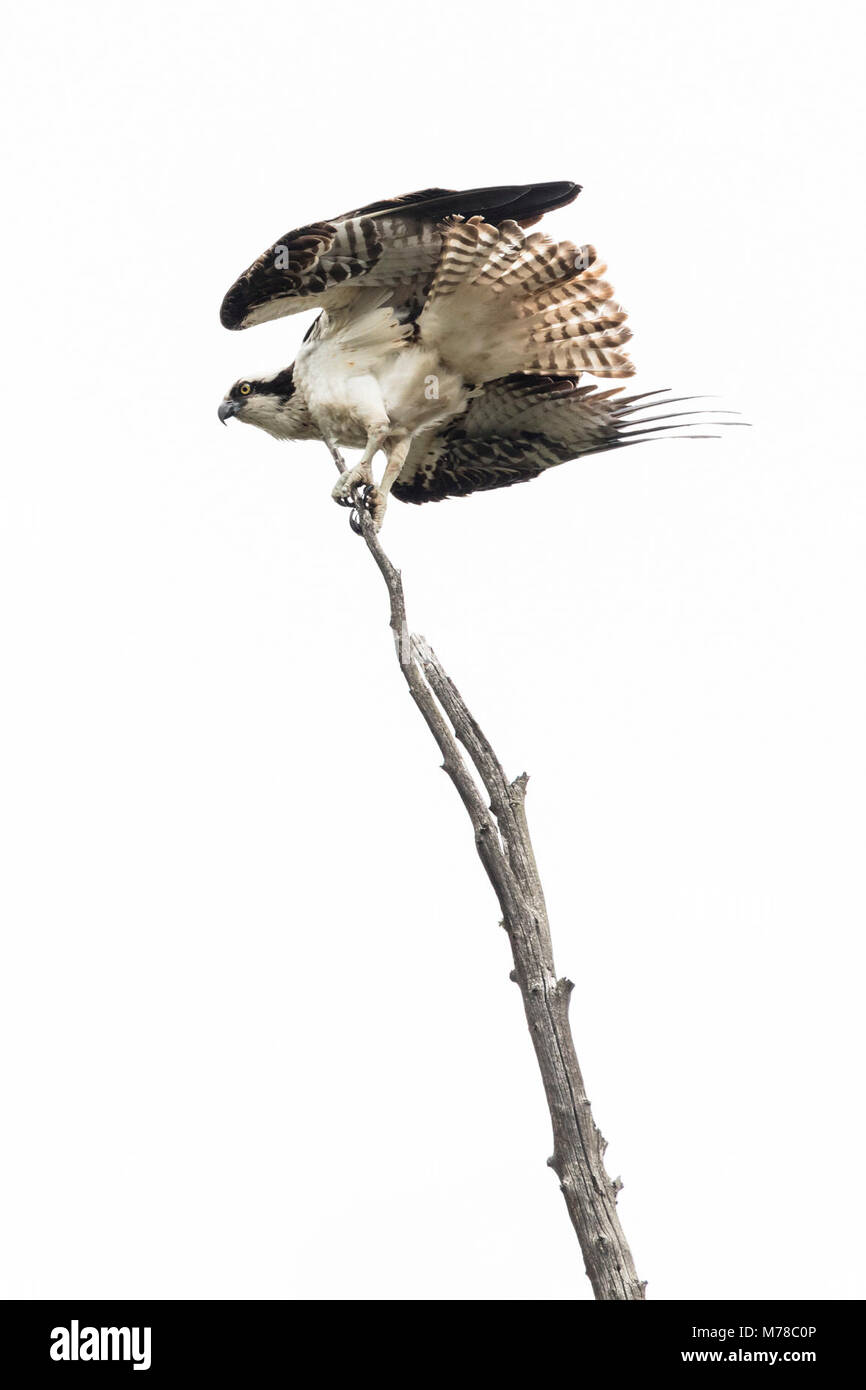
365;437;413;531
327;439;366;508
331;448;377;504
331;378;391;505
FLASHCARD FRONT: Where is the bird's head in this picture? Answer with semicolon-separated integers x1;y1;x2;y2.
218;365;315;441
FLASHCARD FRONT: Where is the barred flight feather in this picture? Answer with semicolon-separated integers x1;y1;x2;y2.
418;218;633;381
393;380;741;504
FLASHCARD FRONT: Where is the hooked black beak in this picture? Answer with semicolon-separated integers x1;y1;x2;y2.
218;398;240;425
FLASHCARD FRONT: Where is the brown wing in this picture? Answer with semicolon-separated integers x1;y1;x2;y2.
392;431;564;503
393;380;733;504
219;183;580;330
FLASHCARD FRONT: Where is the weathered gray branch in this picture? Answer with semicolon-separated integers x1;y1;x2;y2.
331;458;646;1301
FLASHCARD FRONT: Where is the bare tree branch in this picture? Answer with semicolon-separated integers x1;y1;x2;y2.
330;456;646;1301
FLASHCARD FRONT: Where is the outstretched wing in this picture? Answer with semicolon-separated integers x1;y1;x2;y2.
392;432;565;503
392;378;730;504
220;183;579;331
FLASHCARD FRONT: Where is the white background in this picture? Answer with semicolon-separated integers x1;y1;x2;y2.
1;0;863;1300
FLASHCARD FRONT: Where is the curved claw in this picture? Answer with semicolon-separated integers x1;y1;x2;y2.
348;485;376;535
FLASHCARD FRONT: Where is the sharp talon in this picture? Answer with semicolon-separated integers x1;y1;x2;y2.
363;485;386;531
332;464;374;507
333;472;377;533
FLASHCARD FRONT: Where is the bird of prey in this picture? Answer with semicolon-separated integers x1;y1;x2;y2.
218;182;719;529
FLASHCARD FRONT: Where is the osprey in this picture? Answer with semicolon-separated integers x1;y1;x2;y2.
219;182;717;528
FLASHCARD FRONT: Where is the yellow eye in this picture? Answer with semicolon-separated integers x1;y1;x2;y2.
239;382;252;395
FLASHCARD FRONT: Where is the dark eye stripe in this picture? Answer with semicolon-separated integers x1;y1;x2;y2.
249;366;296;400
